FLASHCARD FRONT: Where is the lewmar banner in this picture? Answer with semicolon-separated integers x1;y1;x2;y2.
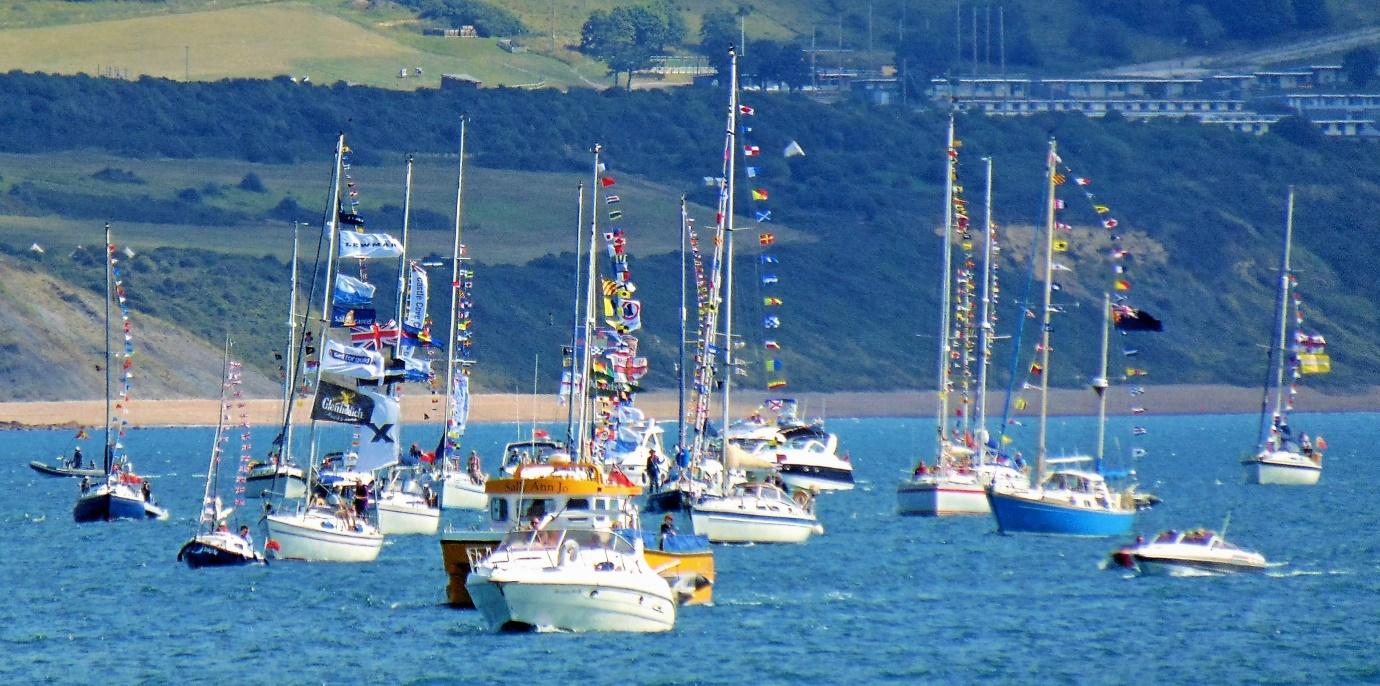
320;339;384;380
310;380;373;424
338;233;403;259
353;388;400;473
402;263;429;335
334;273;376;308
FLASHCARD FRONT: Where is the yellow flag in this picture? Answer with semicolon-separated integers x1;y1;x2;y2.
1053;239;1070;252
1094;204;1111;214
1299;353;1331;374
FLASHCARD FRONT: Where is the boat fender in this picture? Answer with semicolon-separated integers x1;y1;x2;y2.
561;539;580;566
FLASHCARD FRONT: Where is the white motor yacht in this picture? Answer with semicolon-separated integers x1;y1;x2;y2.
1110;529;1268;576
690;481;823;544
466;527;676;633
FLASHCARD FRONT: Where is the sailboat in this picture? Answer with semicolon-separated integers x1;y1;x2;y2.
1242;188;1326;486
264;134;385;561
178;338;266;567
688;48;822;545
985;140;1136;537
899;144;1026;516
245;220;309;500
73;224;169;523
435;119;487;511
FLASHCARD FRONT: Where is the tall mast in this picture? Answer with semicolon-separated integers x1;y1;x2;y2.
303;133;347;496
576;145;603;461
1035;138;1058;484
564;183;584;445
443;119;467;472
1260;187;1295;444
1093;292;1111;474
936;116;956;456
103;222;113;475
678;196;689;458
719;47;740;490
201;335;233;534
975;156;994;459
279;221;302;464
388;155;415;467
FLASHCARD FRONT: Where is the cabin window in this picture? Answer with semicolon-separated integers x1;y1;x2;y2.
566;498;590;510
490;498;509;522
519;498;550;520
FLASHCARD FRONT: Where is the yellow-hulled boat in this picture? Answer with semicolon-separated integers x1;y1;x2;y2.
440;456;714;607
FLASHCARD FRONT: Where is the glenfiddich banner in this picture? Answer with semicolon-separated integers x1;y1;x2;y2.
310;380;373;424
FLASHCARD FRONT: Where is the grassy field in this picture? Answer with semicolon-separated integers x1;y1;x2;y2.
0;150;808;264
0;1;604;90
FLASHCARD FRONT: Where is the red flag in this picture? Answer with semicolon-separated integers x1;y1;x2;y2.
743;145;761;157
601;176;615;187
739;104;755;116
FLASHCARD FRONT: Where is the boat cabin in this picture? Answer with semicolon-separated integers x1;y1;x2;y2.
499;439;568;475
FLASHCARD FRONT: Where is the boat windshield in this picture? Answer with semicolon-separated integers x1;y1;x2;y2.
495;528;636;555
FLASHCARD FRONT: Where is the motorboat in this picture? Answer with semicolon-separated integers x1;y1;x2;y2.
1110;529;1268;576
599;406;666;485
728;409;854;493
30;459;103;478
178;530;266;568
74;475;169;522
690;481;823;544
987;468;1135;537
466;527;676;633
265;503;383;562
497;438;568;476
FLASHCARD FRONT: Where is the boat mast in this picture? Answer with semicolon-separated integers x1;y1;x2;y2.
303;133;347;500
719;48;741;491
678;196;689;459
443;118;467;474
103;222;113;475
390;155;415;468
975;156;994;461
935;116;955;458
576;145;603;462
201;335;233;535
279;221;302;467
1035;138;1058;485
564;183;584;446
1093;292;1111;474
1260;187;1295;445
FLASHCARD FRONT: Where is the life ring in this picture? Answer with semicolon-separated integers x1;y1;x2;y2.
792;489;811;508
561;539;580;566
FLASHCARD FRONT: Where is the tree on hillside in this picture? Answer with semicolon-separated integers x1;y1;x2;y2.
1343;47;1378;88
1292;0;1332;31
698;9;739;78
1205;0;1294;39
1175;4;1226;48
400;0;526;37
745;40;810;91
580;5;685;90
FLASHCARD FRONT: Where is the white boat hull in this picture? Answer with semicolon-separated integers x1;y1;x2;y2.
689;508;819;544
467;574;675;633
441;474;486;511
1244;451;1321;485
896;480;988;515
1134;556;1266;577
266;511;383;562
377;499;440;535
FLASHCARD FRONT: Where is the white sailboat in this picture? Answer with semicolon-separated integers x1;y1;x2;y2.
1242;188;1326;485
689;49;822;544
898;138;1024;515
265;134;384;561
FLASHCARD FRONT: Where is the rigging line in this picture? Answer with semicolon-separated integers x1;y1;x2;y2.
995;164;1051;449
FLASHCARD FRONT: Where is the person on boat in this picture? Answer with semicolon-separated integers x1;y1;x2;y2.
467;450;484;484
71;446;83;469
913;462;928;477
79;475;90;494
239;525;253;547
406;443;424;466
141;480;153;504
1300;433;1313;456
353;482;368;517
658;514;677;550
646;449;662;493
217;523;230;533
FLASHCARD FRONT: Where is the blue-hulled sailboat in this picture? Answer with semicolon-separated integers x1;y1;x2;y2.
986;140;1135;537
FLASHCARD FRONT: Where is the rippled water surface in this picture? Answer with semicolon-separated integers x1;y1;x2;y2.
3;413;1378;684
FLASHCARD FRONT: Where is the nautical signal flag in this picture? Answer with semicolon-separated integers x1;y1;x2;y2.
739;104;755;116
755;210;772;222
1075;177;1092;186
784;140;806;158
1126;367;1148;377
1052;173;1067;185
1114;279;1131;291
1053;239;1070;252
601;176;616;187
1094;204;1111;214
605;194;620;204
744;145;761;157
761;274;779;284
1030;362;1043;376
760;255;779;264
1132;426;1148;435
746;166;760;178
1298;352;1331;374
1054;199;1066;209
764;315;781;328
765;359;782;372
768;379;788;389
764;297;783;306
609;210;623;220
764;340;781;350
759;232;775;246
752;188;769;201
1103;218;1119;229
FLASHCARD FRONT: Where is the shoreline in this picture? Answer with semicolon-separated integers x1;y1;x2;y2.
1;385;1376;429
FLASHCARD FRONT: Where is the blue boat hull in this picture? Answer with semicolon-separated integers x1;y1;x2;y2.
177;541;261;568
73;490;153;523
987;490;1134;537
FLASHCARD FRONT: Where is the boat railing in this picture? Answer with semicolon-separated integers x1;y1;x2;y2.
465;545;494;566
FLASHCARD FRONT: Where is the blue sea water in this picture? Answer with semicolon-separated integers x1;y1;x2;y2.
3;413;1379;684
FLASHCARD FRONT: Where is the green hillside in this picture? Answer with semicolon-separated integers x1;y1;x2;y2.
1;71;1379;401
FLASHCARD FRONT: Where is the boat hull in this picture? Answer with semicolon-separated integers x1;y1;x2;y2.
177;534;265;568
1243;454;1321;486
439;533;506;608
897;480;987;516
376;500;440;536
441;474;486;510
689;508;819;544
642;546;715;606
73;486;165;523
30;461;104;478
1134;555;1267;577
644;487;695;513
987;490;1134;537
265;512;383;562
779;462;854;492
466;575;676;633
